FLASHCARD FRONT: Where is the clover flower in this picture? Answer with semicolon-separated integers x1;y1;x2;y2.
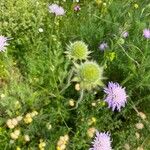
0;35;9;52
143;29;150;39
104;82;128;111
66;41;91;60
48;4;65;16
90;131;112;150
99;42;108;51
74;61;104;90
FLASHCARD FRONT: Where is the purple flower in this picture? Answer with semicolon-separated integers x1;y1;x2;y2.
121;31;129;38
0;36;9;52
90;131;112;150
74;5;81;11
48;4;65;16
104;82;128;111
143;29;150;39
99;42;108;51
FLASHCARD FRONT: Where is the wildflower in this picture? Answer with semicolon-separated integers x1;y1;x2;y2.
0;36;9;52
137;147;144;150
99;42;108;51
24;113;33;124
88;117;97;125
134;4;139;9
135;132;140;139
46;123;52;130
138;112;146;120
6;119;15;129
104;82;128;111
90;131;112;150
39;139;46;150
38;28;44;33
69;99;75;106
16;116;23;122
91;102;96;107
48;4;65;16
74;61;104;90
24;135;30;142
75;83;80;91
124;143;130;150
11;118;18;126
57;134;69;150
31;110;38;117
74;5;81;12
10;129;20;140
66;41;91;60
16;147;21;150
1;94;5;98
135;123;144;130
121;31;129;38
87;127;96;138
143;29;150;39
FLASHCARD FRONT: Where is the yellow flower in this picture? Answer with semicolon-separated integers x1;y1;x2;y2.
6;119;15;129
87;127;96;138
31;111;38;117
75;83;80;91
134;3;139;9
24;134;30;142
1;94;5;98
24;113;33;124
69;99;75;107
10;130;20;140
16;147;21;150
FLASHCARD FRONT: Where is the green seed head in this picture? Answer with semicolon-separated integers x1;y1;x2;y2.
66;41;90;60
74;61;104;90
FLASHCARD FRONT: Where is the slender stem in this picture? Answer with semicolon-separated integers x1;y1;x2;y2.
70;89;84;110
60;68;74;93
118;44;140;67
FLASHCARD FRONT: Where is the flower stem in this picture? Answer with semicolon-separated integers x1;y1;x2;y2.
60;68;74;93
70;89;84;110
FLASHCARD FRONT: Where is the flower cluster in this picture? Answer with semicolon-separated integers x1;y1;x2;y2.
48;4;65;16
24;110;38;124
57;134;69;150
6;116;22;129
39;139;46;150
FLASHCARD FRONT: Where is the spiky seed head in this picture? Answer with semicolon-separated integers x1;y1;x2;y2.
74;61;104;90
66;41;90;60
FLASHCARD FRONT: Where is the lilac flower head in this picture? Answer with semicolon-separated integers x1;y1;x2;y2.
74;5;81;11
99;42;108;51
104;82;128;111
0;36;9;52
90;131;112;150
143;29;150;39
121;31;129;38
48;4;65;16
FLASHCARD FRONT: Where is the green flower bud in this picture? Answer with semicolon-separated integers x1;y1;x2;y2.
65;41;91;60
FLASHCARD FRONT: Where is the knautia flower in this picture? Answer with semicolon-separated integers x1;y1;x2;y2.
74;61;104;90
121;31;129;38
99;42;108;51
48;4;65;16
104;82;128;111
0;35;9;52
143;29;150;39
66;41;91;60
90;131;112;150
74;5;81;12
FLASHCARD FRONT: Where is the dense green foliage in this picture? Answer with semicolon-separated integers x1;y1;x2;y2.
0;0;150;149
